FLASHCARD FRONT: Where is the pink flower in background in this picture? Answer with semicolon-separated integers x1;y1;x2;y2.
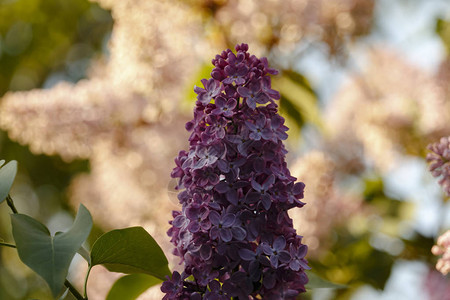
427;136;450;196
431;230;450;275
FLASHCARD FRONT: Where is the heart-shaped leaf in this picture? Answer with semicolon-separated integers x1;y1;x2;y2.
0;160;17;204
90;227;170;280
11;204;93;297
106;274;162;300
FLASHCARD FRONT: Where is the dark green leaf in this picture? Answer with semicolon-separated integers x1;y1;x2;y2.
11;204;93;297
0;160;17;204
280;95;305;129
283;70;316;96
106;274;162;300
58;288;69;300
436;18;450;53
272;72;322;134
90;227;170;280
306;271;346;289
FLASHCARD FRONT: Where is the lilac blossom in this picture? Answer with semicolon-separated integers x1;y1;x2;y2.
245;113;273;141
212;96;237;117
247;174;276;210
204;280;231;300
164;44;309;299
215;172;248;205
194;79;222;105
289;244;310;271
161;271;185;299
223;63;248;85
209;210;236;242
237;80;270;110
261;236;291;268
427;136;450;196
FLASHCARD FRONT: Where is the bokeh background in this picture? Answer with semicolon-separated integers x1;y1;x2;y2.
0;0;449;299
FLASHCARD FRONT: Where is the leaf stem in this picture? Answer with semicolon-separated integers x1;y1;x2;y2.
6;194;18;214
64;279;86;300
83;266;92;300
0;241;16;248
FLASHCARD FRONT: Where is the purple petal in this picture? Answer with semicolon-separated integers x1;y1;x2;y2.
237;86;250;98
200;244;212;260
255;93;269;104
261;243;272;256
262;174;275;190
208;173;220;185
251;179;262;192
261;195;271;210
273;236;286;250
297;244;308;258
262;272;276;289
194;86;205;94
239;248;256;261
245;97;257;110
289;260;301;271
216;181;230;193
270;255;279;268
217;160;230;173
215;96;226;107
232;226;247;241
299;259;311;270
173;215;187;228
245;191;260;204
253;157;265;173
226;98;237;109
226;189;239;206
187;221;200;233
222;213;236;227
293;182;306;196
220;228;232;242
279;250;291;263
208;279;220;291
210;227;219;240
209;211;221;225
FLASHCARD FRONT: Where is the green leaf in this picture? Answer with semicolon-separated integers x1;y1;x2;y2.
58;288;69;300
0;160;17;204
90;227;170;280
11;204;93;297
272;72;322;133
436;18;450;54
306;271;346;289
106;274;162;300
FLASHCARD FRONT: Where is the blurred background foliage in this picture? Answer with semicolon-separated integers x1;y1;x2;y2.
0;0;449;299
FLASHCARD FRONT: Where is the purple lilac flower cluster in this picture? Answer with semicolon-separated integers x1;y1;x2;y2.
427;136;450;196
162;44;310;299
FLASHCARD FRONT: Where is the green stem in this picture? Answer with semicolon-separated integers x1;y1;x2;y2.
0;241;16;248
6;194;18;214
64;279;85;300
84;266;92;300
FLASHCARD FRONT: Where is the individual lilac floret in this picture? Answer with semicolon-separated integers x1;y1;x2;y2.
195;78;222;105
164;44;309;299
261;236;291;268
237;80;270;110
212;96;237;117
426;136;450;196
